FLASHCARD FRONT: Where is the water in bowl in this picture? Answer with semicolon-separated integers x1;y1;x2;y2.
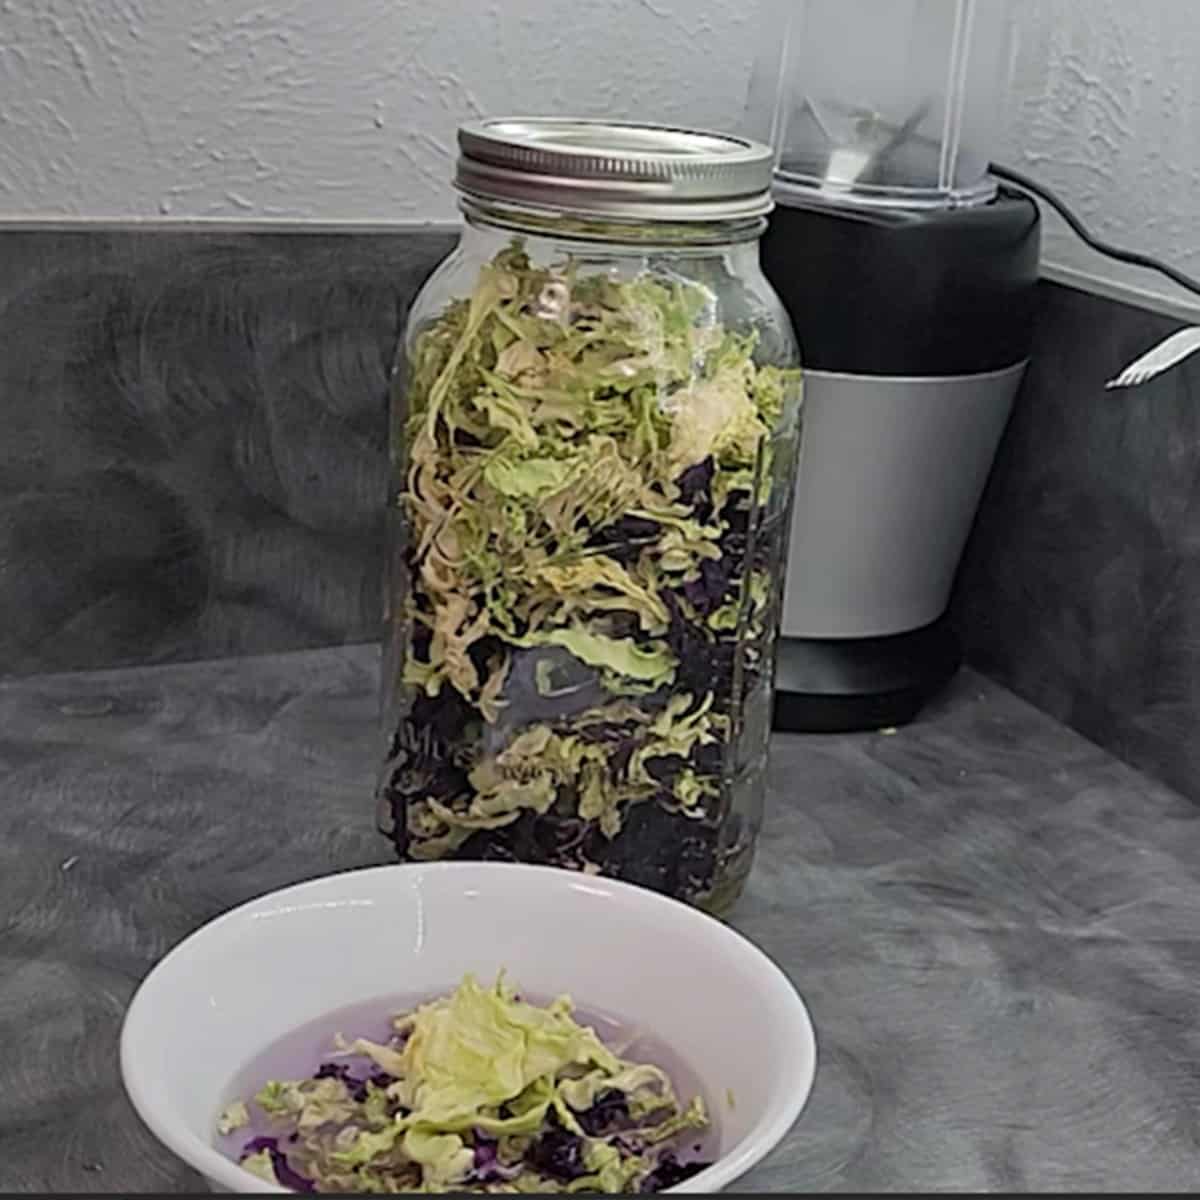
216;989;719;1185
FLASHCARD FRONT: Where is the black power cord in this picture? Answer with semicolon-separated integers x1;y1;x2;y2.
990;161;1200;303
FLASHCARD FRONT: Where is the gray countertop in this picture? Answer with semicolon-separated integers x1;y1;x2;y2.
2;644;1200;1193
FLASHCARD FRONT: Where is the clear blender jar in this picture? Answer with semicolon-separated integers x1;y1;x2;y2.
744;0;1011;210
744;0;1041;737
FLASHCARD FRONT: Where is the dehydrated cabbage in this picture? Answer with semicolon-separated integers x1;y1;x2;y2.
381;241;798;905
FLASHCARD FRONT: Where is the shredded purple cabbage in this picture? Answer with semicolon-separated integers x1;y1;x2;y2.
577;1088;632;1137
640;1151;711;1193
680;554;736;617
676;459;715;514
474;1136;498;1173
312;1061;367;1101
380;451;778;907
527;1125;587;1182
588;513;661;566
312;1060;396;1104
239;1136;316;1194
472;1133;522;1184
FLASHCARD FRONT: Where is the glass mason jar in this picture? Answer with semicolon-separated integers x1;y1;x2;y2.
378;119;803;915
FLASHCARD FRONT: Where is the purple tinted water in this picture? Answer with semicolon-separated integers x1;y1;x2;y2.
216;991;718;1166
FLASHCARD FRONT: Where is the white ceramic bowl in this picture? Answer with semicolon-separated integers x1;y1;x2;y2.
121;862;816;1194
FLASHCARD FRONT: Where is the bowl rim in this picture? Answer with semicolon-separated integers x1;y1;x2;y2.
120;861;817;1195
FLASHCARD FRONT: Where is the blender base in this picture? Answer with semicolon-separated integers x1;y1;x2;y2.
772;615;962;734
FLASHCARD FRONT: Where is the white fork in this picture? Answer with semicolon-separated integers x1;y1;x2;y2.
1106;326;1200;389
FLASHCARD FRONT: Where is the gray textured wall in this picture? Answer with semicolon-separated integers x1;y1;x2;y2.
0;229;453;676
956;282;1200;802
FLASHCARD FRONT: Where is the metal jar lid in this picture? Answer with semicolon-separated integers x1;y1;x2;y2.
455;118;775;223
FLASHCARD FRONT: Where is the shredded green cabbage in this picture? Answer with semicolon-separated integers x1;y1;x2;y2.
221;973;710;1194
400;243;783;714
383;239;801;902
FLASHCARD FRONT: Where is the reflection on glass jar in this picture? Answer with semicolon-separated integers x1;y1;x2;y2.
377;119;802;915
